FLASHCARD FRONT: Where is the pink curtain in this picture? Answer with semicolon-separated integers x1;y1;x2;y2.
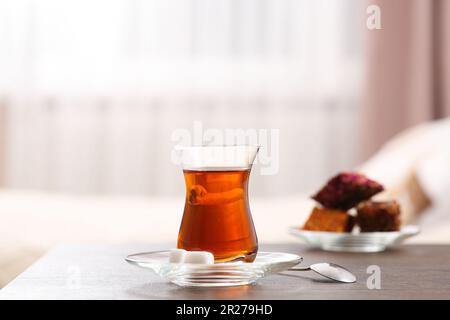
360;0;450;161
0;101;5;186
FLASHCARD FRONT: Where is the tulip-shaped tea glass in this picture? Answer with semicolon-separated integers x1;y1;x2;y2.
176;145;259;263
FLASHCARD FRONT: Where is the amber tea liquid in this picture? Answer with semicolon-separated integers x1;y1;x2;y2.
177;168;258;262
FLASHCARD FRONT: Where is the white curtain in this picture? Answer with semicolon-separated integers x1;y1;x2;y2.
0;0;363;196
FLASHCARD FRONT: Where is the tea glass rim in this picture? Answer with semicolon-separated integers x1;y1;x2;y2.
174;144;260;170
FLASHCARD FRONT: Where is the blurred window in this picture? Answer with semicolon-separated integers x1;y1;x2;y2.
0;0;363;195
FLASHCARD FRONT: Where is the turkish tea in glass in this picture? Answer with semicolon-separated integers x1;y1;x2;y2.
176;146;259;262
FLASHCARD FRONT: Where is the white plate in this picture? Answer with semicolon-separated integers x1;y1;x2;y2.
288;225;420;252
125;250;302;287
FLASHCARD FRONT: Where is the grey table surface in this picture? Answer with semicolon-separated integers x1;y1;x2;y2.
1;244;449;300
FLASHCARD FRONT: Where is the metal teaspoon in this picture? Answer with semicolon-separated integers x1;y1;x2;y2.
287;262;357;283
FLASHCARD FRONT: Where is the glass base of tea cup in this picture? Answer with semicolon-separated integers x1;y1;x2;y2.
214;251;257;263
177;243;258;263
169;272;261;287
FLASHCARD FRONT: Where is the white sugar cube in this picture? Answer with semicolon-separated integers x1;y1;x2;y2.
184;251;215;264
169;248;187;263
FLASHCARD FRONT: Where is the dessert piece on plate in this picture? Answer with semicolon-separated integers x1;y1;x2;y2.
302;171;386;233
303;207;355;233
312;172;384;210
356;200;401;232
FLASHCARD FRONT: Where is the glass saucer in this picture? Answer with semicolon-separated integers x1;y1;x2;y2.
125;251;302;287
288;225;420;252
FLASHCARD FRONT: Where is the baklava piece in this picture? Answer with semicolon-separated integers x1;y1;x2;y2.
357;200;401;232
303;206;355;233
312;172;384;210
